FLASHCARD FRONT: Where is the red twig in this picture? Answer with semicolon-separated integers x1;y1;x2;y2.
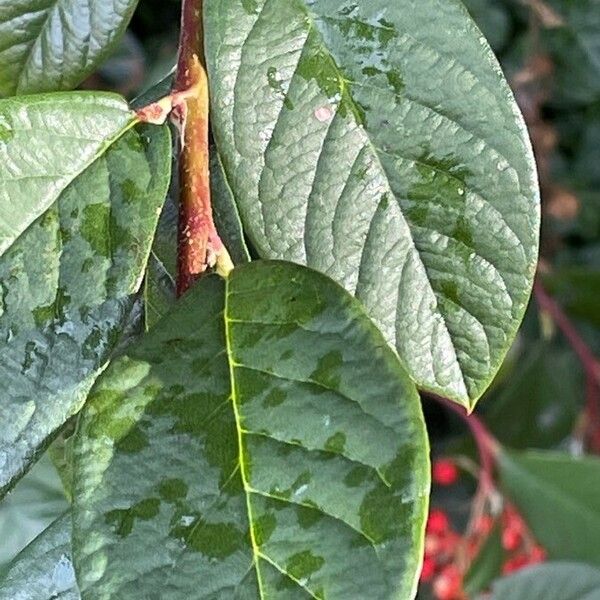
431;395;499;497
173;0;232;296
534;281;600;451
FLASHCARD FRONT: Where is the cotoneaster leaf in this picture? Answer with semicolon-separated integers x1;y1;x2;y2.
0;513;79;600
0;99;171;495
73;261;430;600
206;0;540;408
0;0;139;97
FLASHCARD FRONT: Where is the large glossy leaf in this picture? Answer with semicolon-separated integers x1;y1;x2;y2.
0;110;171;495
73;261;430;599
487;562;600;600
0;0;139;97
0;93;136;254
0;513;79;600
498;450;600;565
206;0;540;408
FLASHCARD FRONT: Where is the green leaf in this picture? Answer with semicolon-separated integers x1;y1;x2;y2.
0;455;68;569
463;522;504;596
206;0;541;408
0;106;171;495
0;93;136;255
544;268;600;329
0;0;139;97
73;261;430;599
485;341;583;449
487;562;600;600
542;0;600;106
0;513;79;600
211;152;252;266
498;450;600;565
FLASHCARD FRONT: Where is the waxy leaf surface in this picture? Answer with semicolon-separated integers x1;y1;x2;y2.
0;0;139;96
0;102;171;495
73;261;430;599
0;513;79;600
206;0;540;407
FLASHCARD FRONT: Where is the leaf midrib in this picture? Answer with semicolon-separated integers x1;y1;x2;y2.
223;275;267;600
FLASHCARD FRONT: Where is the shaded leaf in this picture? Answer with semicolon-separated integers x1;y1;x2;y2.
0;114;171;495
0;455;68;569
487;562;600;600
206;0;540;408
542;0;600;106
0;0;139;97
0;513;79;600
485;341;583;449
498;450;600;565
73;261;430;599
544;268;600;329
464;522;504;596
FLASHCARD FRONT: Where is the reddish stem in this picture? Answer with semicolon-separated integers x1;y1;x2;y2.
173;0;231;296
534;281;600;451
432;395;499;496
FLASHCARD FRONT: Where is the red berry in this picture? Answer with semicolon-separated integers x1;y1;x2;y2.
433;459;459;486
420;557;437;582
529;545;547;564
502;554;529;575
433;565;462;600
504;507;525;532
474;514;494;535
502;526;522;551
427;509;450;535
425;534;443;557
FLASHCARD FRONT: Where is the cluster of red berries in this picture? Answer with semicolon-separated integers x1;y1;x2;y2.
500;506;546;574
421;508;466;600
420;459;547;599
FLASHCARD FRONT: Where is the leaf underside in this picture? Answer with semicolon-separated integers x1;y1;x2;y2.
0;0;139;97
0;106;171;496
206;0;540;407
73;261;430;600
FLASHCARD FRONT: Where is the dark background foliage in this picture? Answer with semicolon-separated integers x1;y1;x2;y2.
1;0;598;591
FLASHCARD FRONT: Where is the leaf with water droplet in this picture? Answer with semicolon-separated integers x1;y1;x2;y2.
72;261;429;599
206;0;540;408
